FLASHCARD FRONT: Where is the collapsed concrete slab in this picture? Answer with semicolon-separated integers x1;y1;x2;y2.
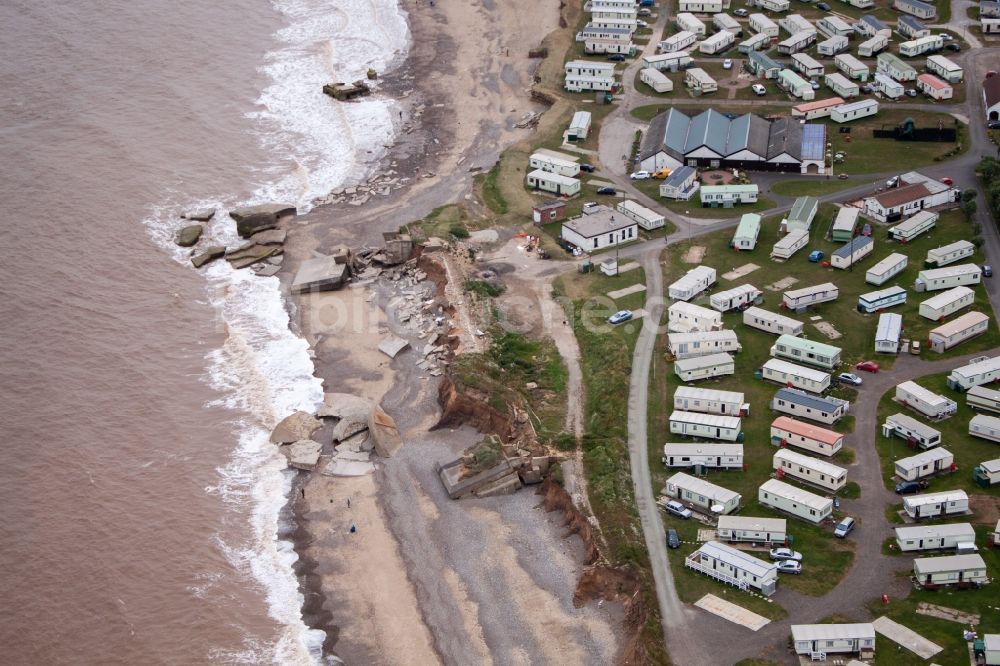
317;393;374;421
378;335;410;358
369;406;402;458
322;458;375;477
331;417;367;443
270;411;322;444
291;256;348;293
284;439;323;470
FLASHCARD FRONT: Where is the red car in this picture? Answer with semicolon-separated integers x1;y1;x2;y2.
856;360;879;373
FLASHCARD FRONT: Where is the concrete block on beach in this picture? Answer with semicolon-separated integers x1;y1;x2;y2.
322;457;375;477
317;393;374;421
369;406;403;458
270;411;322;444
331;417;368;443
378;335;410;358
283;439;322;471
291;256;347;293
229;203;296;238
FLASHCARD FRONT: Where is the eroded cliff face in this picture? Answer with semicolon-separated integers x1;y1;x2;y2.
433;375;514;440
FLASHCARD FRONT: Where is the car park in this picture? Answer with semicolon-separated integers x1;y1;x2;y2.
834;517;855;538
776;560;802;574
769;547;803;562
751;83;766;96
664;499;693;519
597;186;617;195
895;480;929;495
723;59;733;70
608;310;633;325
630;170;650;180
666;528;680;549
838;372;863;386
856;360;879;373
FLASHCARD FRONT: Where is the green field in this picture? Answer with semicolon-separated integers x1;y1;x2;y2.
771;178;862;198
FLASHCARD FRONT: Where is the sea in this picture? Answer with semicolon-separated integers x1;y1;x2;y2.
0;0;408;663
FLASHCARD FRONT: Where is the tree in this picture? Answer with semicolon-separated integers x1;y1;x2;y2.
962;188;978;203
961;198;977;222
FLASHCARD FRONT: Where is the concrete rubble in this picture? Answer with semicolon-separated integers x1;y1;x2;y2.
378;335;410;358
270;411;323;444
283;439;323;470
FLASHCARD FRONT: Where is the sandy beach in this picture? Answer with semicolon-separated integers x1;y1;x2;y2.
281;0;625;663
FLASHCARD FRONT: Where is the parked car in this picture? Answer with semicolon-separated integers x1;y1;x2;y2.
652;168;672;179
808;250;824;262
834;517;855;538
637;19;649;27
940;177;953;186
939;33;952;41
817;1;832;9
630;170;651;180
751;83;766;96
597;186;617;195
895;480;929;495
664;500;692;519
860;84;873;94
776;560;803;574
734;7;748;15
910;340;921;355
769;547;803;562
838;372;863;386
946;43;961;52
906;89;918;97
988;120;1000;129
608;310;633;325
862;223;872;236
666;528;680;549
856;360;879;373
810;79;820;90
983;264;993;277
723;59;733;70
639;0;655;7
607;53;626;62
886;176;899;188
837;173;849;179
638;8;652;16
580;163;595;173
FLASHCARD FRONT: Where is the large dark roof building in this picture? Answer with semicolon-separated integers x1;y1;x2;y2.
984;74;1000;121
638;108;827;174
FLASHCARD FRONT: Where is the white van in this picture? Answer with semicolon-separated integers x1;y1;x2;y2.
834;516;855;538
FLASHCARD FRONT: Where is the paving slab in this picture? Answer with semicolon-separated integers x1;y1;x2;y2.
617;261;642;274
873;616;943;659
916;602;980;626
694;594;770;632
607;283;647;299
721;263;759;281
766;276;798;291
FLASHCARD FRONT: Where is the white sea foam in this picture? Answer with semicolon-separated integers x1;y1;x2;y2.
142;0;411;663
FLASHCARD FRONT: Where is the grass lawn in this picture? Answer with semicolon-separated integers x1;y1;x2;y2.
874;370;1000;499
632;177;778;218
771;178;860;198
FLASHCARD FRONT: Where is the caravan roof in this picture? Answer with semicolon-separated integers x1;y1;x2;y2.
760;478;832;512
772;415;842;445
670;410;740;429
774;388;846;412
674;353;734;373
922;286;974;310
717;515;786;532
774;448;846;477
913;554;986;575
951;356;1000;381
666;472;741;503
876;312;903;340
791;624;875;643
931;311;989;338
895;523;973;540
675;386;745;404
764;358;830;383
696;541;776;577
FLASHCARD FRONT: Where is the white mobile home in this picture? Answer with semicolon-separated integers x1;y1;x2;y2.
883;413;942;449
913;554;987;588
773;448;847;491
825;72;860;98
770;335;841;370
974;459;1000;486
659;31;698;53
791;53;825;78
617;199;665;231
678;0;724;12
873;72;905;99
895;523;976;551
866;252;908;285
926;240;975;269
919;286;975;321
756;0;790;11
771;415;843;456
762;358;831;394
700;30;736;55
660;165;699;200
713;13;742;35
903;490;969;519
643;51;694;72
739;33;771;53
792;624;876;658
929;311;990;352
710;284;761;312
668;330;742;360
568;111;592;140
836;53;870;81
664;472;742;514
915;264;982;292
896;381;958;419
640;67;674;93
917;72;954;99
529;150;580;177
968;386;1000;414
668;301;724;333
674;353;736;382
859;286;907;313
830;206;860;241
771;388;849;424
780;14;813;35
674;386;746;416
701;184;760;206
784;197;818;233
900;35;943;57
685;68;719;94
877;52;919;82
676;13;708;37
793;97;845;120
564;60;617;92
926;55;963;83
782;282;839;310
743;306;803;337
858;35;890;58
817;15;853;38
669;410;742;441
662;442;744;469
895;448;954;482
717;516;787;544
684;541;778;596
875;312;903;354
771;228;809;260
818;35;849;56
747;50;784;79
669;266;717;301
527;169;581;196
890;210;938;242
758;478;834;524
749;13;779;38
947;356;1000;391
831;235;874;269
970;414;1000;443
732;213;761;250
777;30;817;55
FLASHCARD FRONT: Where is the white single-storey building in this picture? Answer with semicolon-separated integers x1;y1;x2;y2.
817;15;853;38
743;306;803;337
903;490;969;519
640;67;674;93
792;624;876;658
926;55;963;83
659;31;698;53
670;410;742;441
664;472;742;513
565;60;617;92
568;110;592;140
674;386;746;416
770;335;841;370
970;414;1000;443
864;171;958;223
771;388;849;424
780;14;813;35
674;353;736;382
896;380;958;419
858;35;890;58
662;442;744;469
866;252;908;286
831;235;874;269
877;52;918;82
749;13;779;38
974;459;1000;486
926;240;975;269
773;448;847;491
915;264;982;292
739;32;771;53
659;165;699;201
919;286;975;321
527;169;581;196
676;13;708;37
668;301;724;333
897;14;930;39
643;51;695;72
825;72;860;98
668;330;742;360
700;184;759;206
890;210;937;242
968;385;1000;414
717;515;788;544
929;311;990;353
710;284;761;312
669;265;717;301
700;30;736;55
685;67;719;94
875;312;903;354
560;207;638;251
777;30;817;55
771;415;843;456
883;412;942;449
894;447;954;482
678;0;725;13
758;478;833;524
529;150;580;178
830;206;860;241
793;97;846;120
818;35;849;56
685;541;778;595
836;53;870;81
947;356;1000;391
762;358;831;394
617;199;666;231
895;522;976;552
913;554;988;588
778;69;816;100
771;228;809;260
873;72;905;99
791;52;825;78
732;213;761;250
859;286;907;314
900;35;944;57
916;73;953;100
782;282;839;310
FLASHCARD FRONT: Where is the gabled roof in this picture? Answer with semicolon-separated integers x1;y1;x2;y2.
766;117;802;159
898;15;927;30
984;74;1000;109
873;182;931;208
860;14;889;30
